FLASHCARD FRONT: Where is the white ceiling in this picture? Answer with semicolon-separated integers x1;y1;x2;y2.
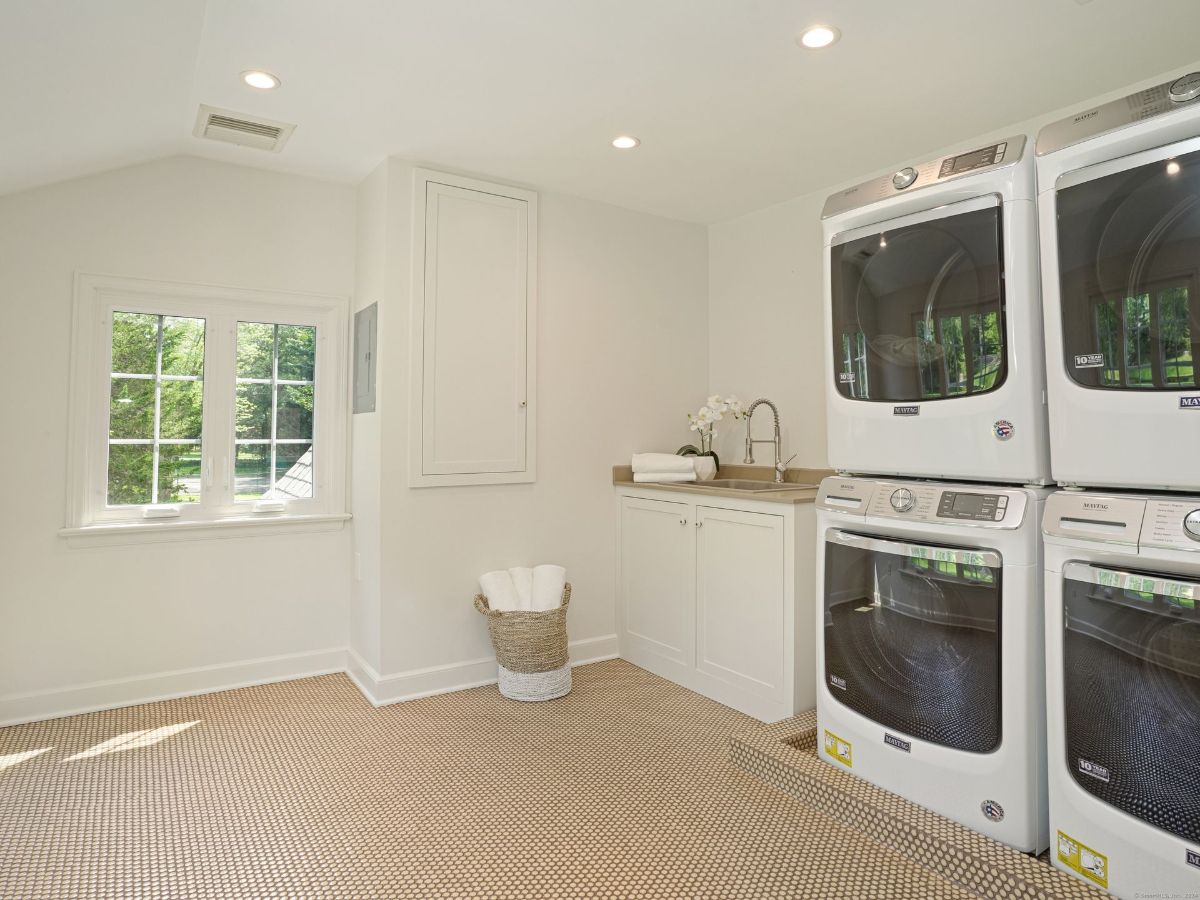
3;0;1200;223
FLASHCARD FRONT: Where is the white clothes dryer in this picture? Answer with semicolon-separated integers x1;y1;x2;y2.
821;136;1050;485
1036;71;1200;491
815;475;1050;852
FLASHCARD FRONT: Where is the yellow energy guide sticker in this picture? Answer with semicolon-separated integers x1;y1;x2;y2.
1056;830;1108;889
823;729;852;768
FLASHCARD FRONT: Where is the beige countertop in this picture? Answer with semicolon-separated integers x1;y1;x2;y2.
612;463;833;504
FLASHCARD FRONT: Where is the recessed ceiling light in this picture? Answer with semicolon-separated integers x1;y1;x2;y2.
798;25;840;49
1167;159;1182;175
612;135;640;150
241;70;280;90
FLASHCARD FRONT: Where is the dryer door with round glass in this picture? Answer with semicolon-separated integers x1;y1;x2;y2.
823;531;1002;753
830;198;1007;404
1061;563;1200;842
1056;150;1200;392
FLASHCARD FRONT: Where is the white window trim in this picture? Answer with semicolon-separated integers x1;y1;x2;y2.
64;272;350;545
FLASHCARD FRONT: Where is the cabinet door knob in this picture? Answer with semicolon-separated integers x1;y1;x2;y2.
696;520;703;528
679;518;687;525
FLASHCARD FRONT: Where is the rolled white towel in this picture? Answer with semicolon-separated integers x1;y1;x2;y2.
631;452;695;475
531;565;567;611
633;472;697;483
508;567;534;610
479;570;520;611
693;457;717;481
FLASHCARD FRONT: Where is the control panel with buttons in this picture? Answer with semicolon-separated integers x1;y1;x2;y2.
815;479;1030;528
821;135;1026;219
937;490;1008;522
1141;499;1200;552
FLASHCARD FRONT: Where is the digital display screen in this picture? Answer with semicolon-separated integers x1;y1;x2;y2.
950;147;995;174
952;494;988;515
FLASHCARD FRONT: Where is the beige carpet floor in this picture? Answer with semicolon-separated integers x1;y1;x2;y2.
0;660;978;899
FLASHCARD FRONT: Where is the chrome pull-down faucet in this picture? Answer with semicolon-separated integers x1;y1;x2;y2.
744;398;789;483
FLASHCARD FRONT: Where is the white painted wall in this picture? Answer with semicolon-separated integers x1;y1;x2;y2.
0;156;356;721
707;61;1200;469
351;159;709;694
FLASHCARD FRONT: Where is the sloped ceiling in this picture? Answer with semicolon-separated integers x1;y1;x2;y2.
3;0;1200;222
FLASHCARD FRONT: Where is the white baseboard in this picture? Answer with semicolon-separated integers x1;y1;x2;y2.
0;647;347;727
0;635;622;726
348;634;620;708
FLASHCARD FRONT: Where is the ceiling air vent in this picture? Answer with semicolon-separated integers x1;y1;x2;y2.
193;104;296;153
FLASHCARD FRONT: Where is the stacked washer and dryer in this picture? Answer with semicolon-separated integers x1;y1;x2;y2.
814;136;1054;852
811;70;1200;898
1034;72;1200;897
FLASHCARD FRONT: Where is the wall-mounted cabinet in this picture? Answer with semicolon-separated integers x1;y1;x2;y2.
409;169;537;487
616;487;816;723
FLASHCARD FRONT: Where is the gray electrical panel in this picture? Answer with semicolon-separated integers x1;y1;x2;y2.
353;303;377;414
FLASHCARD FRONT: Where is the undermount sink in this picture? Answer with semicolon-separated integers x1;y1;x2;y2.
687;479;817;492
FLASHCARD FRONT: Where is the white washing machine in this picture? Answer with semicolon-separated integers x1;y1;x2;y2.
815;475;1050;852
1036;71;1200;491
821;135;1050;485
1042;491;1200;897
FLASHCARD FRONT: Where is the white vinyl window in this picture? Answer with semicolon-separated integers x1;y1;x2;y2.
65;274;348;541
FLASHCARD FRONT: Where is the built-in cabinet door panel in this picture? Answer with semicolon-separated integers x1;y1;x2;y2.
619;496;694;682
410;170;537;486
695;505;785;699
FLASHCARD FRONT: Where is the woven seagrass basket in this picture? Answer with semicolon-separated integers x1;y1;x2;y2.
474;583;572;701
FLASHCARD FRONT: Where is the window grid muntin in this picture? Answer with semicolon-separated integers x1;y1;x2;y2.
235;322;316;500
108;312;204;507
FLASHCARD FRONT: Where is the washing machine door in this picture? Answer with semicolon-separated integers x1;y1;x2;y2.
829;197;1007;403
1061;563;1200;842
823;530;1003;753
1056;148;1200;392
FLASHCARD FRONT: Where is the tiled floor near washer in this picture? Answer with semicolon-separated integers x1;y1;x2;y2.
0;660;981;899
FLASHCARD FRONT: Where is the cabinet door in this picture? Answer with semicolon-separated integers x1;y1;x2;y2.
619;496;695;683
695;505;785;704
410;170;537;486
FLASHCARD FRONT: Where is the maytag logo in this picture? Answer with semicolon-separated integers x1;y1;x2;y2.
1079;758;1111;783
883;733;911;753
1181;396;1200;409
829;674;847;691
893;405;920;417
1187;849;1200;870
1082;501;1109;511
1074;109;1099;124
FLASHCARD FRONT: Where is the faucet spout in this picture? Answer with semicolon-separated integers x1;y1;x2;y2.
744;398;787;482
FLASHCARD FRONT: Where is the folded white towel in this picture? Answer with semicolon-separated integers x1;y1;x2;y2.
531;564;567;611
633;472;697;483
631;452;695;475
479;570;521;611
693;457;717;481
508;567;534;610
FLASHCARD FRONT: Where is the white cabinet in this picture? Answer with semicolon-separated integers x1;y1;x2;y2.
618;496;694;685
409;169;537;487
616;488;816;722
694;505;786;712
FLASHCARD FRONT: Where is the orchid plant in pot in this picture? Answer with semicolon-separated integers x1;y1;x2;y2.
679;395;747;469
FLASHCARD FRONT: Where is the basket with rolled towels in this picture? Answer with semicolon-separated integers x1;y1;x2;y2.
474;565;571;701
631;452;717;483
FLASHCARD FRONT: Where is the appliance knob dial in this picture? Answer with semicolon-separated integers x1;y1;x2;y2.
1184;509;1200;541
892;167;918;190
1169;72;1200;103
890;488;916;513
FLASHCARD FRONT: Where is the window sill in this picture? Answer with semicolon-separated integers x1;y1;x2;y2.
59;513;351;548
